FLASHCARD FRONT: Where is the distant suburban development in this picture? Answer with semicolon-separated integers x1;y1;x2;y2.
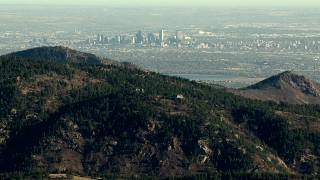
1;6;320;88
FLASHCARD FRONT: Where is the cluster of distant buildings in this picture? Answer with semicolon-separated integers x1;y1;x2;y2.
24;27;320;53
215;39;320;52
86;30;187;47
83;29;320;52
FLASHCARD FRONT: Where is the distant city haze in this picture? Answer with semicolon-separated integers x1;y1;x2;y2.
1;0;320;7
1;1;320;88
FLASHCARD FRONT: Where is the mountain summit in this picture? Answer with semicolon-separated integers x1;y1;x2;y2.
234;71;320;104
7;46;108;64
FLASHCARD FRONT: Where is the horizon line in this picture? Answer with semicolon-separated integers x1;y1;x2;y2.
1;3;320;8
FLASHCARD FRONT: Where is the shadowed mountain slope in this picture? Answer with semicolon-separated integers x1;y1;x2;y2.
0;47;320;179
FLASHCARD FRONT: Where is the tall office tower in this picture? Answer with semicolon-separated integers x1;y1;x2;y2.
86;38;91;44
104;37;110;44
136;30;143;44
97;34;102;43
148;33;156;44
176;30;183;43
121;36;127;44
116;35;121;44
131;36;136;44
159;30;164;42
100;35;104;44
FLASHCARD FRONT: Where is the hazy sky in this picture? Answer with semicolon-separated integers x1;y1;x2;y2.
1;0;320;7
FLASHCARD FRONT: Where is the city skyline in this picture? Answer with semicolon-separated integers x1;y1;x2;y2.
0;0;320;7
1;4;320;88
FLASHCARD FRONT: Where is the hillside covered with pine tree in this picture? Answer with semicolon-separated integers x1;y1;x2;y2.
0;46;319;179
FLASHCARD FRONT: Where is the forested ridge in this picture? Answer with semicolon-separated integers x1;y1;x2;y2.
0;47;319;179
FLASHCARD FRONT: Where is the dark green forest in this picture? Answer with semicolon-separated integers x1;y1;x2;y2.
0;47;319;179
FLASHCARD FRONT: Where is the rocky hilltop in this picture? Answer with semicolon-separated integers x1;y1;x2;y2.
233;71;320;104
